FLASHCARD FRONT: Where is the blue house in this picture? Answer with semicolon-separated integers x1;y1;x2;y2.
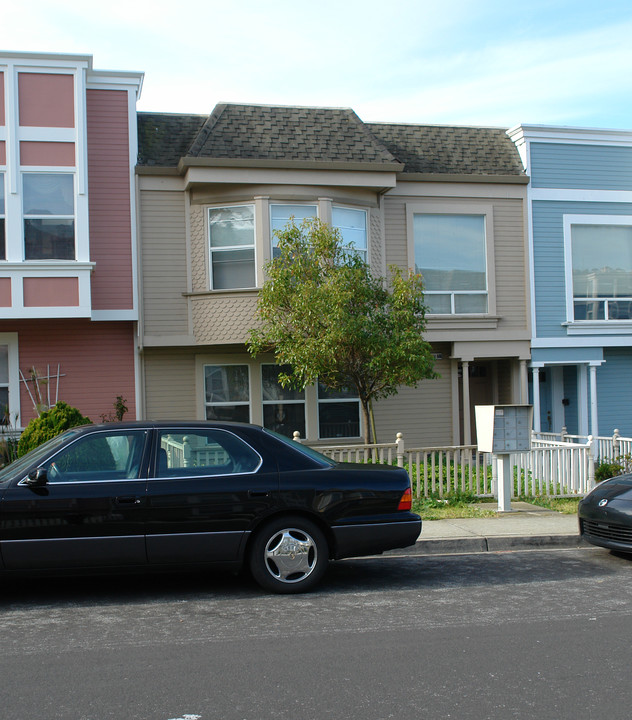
509;125;632;438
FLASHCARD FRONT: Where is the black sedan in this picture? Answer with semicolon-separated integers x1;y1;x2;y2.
0;421;421;593
579;474;632;552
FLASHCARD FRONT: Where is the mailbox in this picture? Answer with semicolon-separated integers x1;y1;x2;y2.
475;405;532;454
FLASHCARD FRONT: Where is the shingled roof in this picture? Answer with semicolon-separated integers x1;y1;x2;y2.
368;123;525;176
138;104;399;168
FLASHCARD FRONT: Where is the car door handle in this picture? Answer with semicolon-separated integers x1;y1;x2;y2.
116;496;142;505
248;490;270;498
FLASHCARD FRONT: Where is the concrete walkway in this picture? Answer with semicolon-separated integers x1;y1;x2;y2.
410;501;583;555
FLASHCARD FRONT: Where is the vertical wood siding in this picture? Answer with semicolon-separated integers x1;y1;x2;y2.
87;89;134;310
140;190;189;336
0;320;136;424
531;143;632;190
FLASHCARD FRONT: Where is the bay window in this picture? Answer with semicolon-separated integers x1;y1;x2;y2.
208;205;256;289
270;204;317;258
23;173;75;260
204;364;250;422
332;206;367;260
570;221;632;321
413;213;488;314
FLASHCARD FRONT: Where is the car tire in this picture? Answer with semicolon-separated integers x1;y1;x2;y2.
249;516;329;594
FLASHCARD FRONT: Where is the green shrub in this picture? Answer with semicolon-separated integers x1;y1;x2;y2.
595;461;624;483
18;402;92;457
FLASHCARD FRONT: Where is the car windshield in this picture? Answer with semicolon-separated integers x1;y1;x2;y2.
262;428;336;467
0;428;87;485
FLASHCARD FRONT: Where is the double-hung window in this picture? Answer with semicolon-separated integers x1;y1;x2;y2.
568;219;632;321
209;206;255;289
333;206;367;261
317;381;360;439
261;364;306;438
413;213;488;314
204;364;251;422
23;173;75;260
270;204;317;258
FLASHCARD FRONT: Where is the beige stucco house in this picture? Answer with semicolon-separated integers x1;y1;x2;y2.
136;104;531;447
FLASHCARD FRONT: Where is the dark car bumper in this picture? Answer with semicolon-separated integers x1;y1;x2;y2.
331;515;422;559
579;497;632;553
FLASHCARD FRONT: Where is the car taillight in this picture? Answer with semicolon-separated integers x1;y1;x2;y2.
398;487;412;511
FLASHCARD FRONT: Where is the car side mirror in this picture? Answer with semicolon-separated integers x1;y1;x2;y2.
25;467;48;486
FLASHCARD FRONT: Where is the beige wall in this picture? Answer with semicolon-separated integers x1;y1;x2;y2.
143;348;197;420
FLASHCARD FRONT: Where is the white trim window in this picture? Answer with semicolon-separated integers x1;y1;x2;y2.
317;381;361;439
413;213;488;314
565;216;632;321
333;206;367;261
0;334;20;427
22;173;75;260
204;364;251;422
208;205;256;290
270;204;318;259
0;173;5;260
261;364;306;438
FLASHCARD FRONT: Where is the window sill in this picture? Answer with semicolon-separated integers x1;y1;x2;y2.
183;288;260;297
564;320;632;335
426;314;500;330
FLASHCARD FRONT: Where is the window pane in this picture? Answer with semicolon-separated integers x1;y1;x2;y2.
262;364;304;401
24;219;75;260
574;300;605;320
158;430;260;475
23;174;74;215
271;205;317;236
319;401;360;439
318;381;357;400
425;294;451;314
209;206;254;248
608;300;632;320
572;224;632;298
332;207;367;251
263;403;305;438
211;248;255;289
414;214;486;292
0;345;8;384
454;294;488;314
205;404;250;423
0;174;4;212
205;365;249;403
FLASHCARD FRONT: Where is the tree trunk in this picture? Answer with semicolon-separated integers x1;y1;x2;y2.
361;398;372;444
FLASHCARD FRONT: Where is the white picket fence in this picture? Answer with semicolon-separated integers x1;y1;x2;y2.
299;430;604;498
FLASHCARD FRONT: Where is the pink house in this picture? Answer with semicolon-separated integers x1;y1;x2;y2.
0;52;143;426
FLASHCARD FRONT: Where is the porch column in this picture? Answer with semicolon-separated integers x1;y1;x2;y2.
462;360;471;445
519;359;528;404
451;358;460;444
589;363;599;439
577;364;589;436
531;367;541;433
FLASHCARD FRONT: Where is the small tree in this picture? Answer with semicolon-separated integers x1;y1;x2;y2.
17;401;92;457
248;218;437;443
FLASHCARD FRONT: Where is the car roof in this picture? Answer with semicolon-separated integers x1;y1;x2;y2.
73;420;264;433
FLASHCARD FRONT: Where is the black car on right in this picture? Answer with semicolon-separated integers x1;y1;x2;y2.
578;474;632;552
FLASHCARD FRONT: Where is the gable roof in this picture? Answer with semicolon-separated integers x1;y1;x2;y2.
368;122;525;177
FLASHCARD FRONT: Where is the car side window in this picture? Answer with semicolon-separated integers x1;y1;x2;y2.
43;430;148;483
156;430;261;477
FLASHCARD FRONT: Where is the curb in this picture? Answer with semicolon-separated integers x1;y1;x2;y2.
387;534;586;556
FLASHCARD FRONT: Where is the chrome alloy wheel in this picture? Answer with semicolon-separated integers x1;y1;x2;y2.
263;527;318;584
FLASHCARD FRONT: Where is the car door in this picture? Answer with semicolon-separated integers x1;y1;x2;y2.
145;427;279;565
0;428;150;570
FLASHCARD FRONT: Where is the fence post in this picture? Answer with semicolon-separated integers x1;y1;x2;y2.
560;426;567;443
293;431;302;443
613;429;620;461
396;432;405;468
587;435;595;492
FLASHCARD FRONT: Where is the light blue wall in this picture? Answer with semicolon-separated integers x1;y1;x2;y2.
531;143;632;190
597;348;632;437
532;201;632;338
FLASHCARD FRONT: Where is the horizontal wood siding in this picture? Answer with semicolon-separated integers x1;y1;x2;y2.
597;348;632;437
532;200;632;338
140;190;189;336
0;320;136;424
143;348;197;419
491;200;527;330
86;89;134;310
373;349;453;446
531;143;632;190
383;198;408;268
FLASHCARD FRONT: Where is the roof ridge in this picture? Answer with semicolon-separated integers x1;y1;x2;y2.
186;104;228;157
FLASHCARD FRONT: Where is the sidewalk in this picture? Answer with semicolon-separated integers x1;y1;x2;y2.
409;501;584;555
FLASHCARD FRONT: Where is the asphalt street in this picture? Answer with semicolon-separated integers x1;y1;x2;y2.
1;545;632;720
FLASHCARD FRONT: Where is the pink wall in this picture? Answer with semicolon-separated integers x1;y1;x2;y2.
0;319;136;424
0;278;11;306
87;89;134;311
18;73;74;128
20;141;75;166
23;277;79;307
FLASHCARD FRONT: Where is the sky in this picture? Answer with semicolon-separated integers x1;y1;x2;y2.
2;0;632;129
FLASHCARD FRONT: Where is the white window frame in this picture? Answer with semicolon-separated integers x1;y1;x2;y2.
317;382;361;440
203;363;251;422
564;214;632;329
0;333;20;428
332;205;368;262
22;170;76;261
208;204;257;291
406;202;496;316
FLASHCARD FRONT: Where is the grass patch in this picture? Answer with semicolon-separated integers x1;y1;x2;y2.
522;496;582;514
412;492;498;520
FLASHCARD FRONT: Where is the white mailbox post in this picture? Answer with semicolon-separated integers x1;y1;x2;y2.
475;405;533;512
